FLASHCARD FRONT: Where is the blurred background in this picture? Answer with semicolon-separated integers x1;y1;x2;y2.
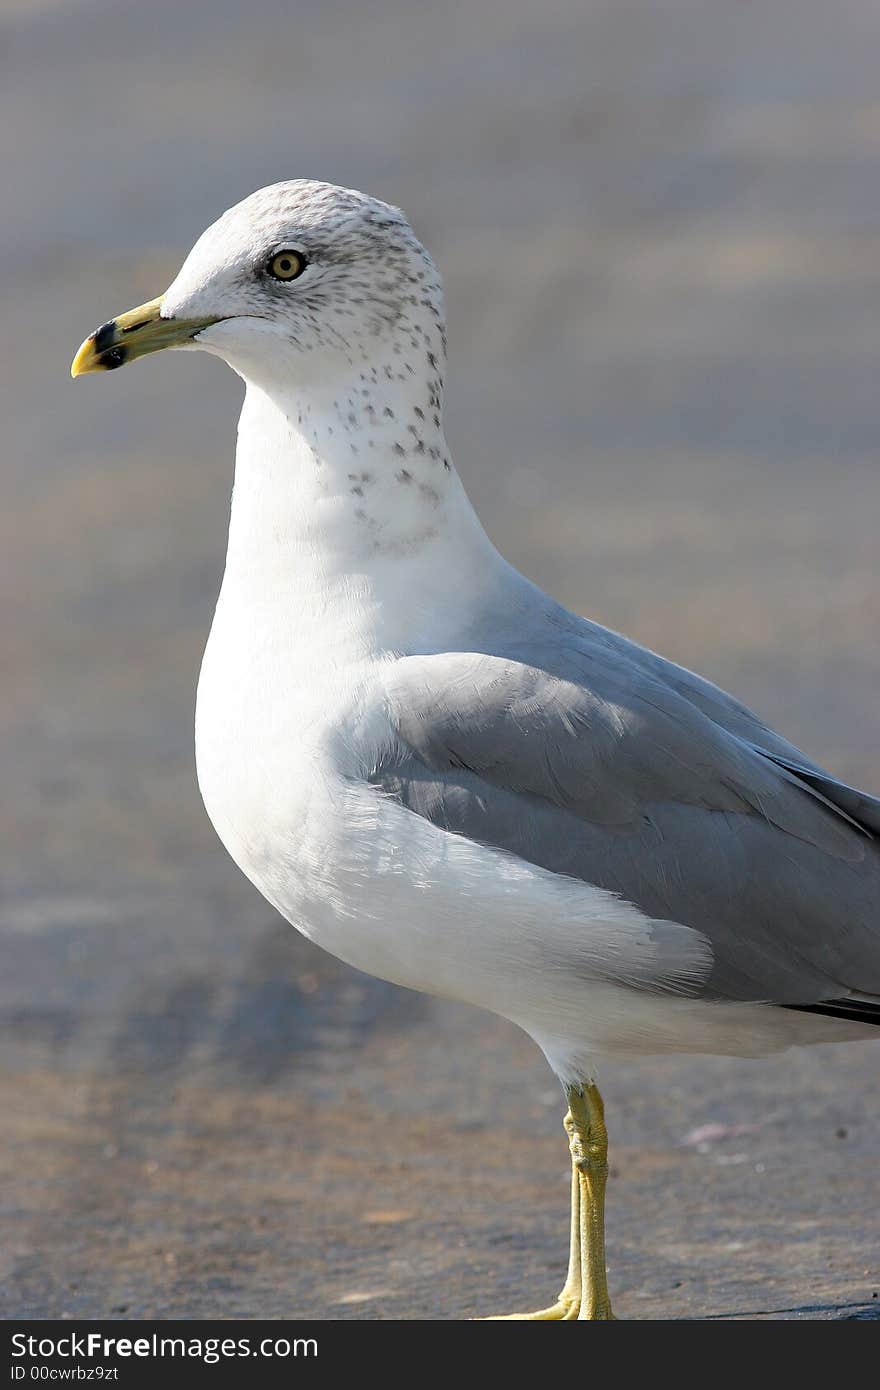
3;0;879;1319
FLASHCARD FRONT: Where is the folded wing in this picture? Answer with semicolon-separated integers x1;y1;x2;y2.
371;632;880;1008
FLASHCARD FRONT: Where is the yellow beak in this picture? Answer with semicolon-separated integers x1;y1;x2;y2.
70;296;221;377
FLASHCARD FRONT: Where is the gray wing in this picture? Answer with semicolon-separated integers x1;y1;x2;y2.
371;630;880;1006
601;620;880;835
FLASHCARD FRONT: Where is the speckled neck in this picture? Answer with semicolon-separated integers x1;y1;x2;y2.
217;362;503;655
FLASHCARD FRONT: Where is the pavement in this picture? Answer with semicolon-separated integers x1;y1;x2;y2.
2;0;879;1319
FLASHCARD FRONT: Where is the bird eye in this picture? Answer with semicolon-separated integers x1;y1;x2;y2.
268;250;307;281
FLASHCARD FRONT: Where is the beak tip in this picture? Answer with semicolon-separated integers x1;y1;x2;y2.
70;336;98;378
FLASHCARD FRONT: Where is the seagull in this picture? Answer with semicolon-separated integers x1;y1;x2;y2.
72;180;879;1320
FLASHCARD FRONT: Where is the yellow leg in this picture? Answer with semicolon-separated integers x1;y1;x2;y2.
558;1153;583;1318
484;1082;615;1319
568;1083;615;1319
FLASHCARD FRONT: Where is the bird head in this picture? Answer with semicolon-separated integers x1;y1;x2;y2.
71;180;447;397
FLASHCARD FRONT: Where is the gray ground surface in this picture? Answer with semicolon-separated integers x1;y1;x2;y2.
3;0;879;1320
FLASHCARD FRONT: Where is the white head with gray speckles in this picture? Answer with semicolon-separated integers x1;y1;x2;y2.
163;181;481;588
166;181;446;393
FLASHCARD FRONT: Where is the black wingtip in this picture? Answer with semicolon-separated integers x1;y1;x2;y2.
785;999;880;1026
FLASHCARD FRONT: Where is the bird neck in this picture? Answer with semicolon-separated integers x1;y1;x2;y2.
218;376;505;655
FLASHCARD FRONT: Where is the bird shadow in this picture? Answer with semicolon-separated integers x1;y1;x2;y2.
702;1299;880;1320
